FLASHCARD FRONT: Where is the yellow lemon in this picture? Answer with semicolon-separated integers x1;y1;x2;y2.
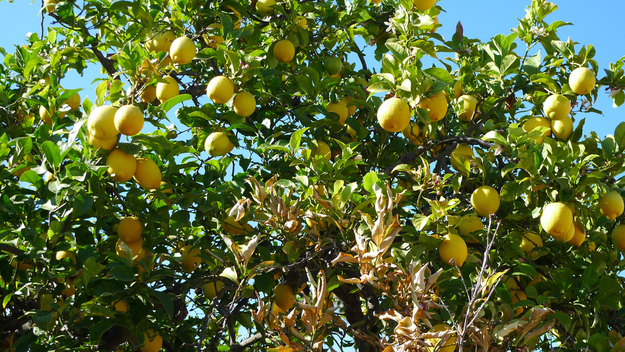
419;92;447;122
169;36;196;64
295;16;307;29
88;129;117;151
326;101;348;124
205;132;235;157
310;140;331;161
471;186;500;217
439;233;467;267
107;148;137;182
140;330;162;352
204;280;225;299
256;0;276;16
457;95;477;121
148;30;175;52
118;217;143;243
116;238;145;259
377;97;411;132
569;67;596;95
88;105;119;140
66;92;81;110
520;231;543;252
540;202;573;238
274;284;295;312
612;224;625;251
233;92;257;117
206;76;235;104
523;116;551;144
510;290;527;316
114;105;144;136
44;0;58;13
453;80;463;99
274;40;295;63
114;300;127;313
181;245;201;272
567;221;586;247
413;0;436;11
55;250;77;264
206;23;224;48
450;143;474;172
551;116;573;141
401;123;420;140
140;85;157;103
156;75;180;103
340;96;357;117
457;214;483;243
427;324;456;352
543;94;571;120
134;157;162;190
598;191;624;221
39;105;53;125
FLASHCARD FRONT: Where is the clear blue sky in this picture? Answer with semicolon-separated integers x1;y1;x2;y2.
1;0;624;140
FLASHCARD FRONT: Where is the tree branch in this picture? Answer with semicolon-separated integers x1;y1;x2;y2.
0;243;25;255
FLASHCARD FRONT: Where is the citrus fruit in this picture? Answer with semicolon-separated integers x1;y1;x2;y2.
274;40;295;63
256;0;276;16
413;0;436;11
457;213;483;243
55;250;77;264
44;0;58;13
296;16;307;29
551;115;573;140
567;221;586;247
419;92;447;122
181;245;201;272
169;36;196;64
439;233;468;267
88;130;117;150
377;97;411;132
118;216;143;243
114;300;127;313
206;76;235;104
569;67;596;95
204;280;225;299
134;157;162;190
274;284;295;312
310;140;331;161
598;190;624;220
156;75;180;103
140;330;163;352
401;123;420;140
457;95;477;121
114;105;144;136
520;231;543;252
115;238;145;259
453;80;463;99
510;290;527;316
66;92;81;110
540;202;573;238
427;324;456;352
205;132;235;156
140;85;157;103
206;23;224;48
543;94;571;120
324;57;342;76
326;101;348;124
88;105;119;140
106;148;137;182
148;30;175;52
450;143;474;172
471;186;500;217
39;105;53;125
523;116;551;144
233;92;257;117
340;96;357;117
612;224;625;250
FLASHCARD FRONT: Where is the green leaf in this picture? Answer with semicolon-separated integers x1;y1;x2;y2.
108;265;135;281
151;291;175;318
500;181;523;202
615;122;625;149
89;320;114;345
385;40;409;62
363;171;379;193
601;135;615;160
522;50;542;76
612;89;625;108
481;131;507;146
41;140;61;169
422;67;453;84
366;81;392;93
72;191;94;218
295;74;314;96
289;127;308;154
412;214;430;231
161;94;192;112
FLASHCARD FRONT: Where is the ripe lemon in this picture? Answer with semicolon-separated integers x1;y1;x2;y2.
88;129;117;151
114;105;144;136
206;76;235;104
523;116;551;144
88;105;119;140
204;280;225;299
439;233;467;267
170;36;196;64
116;237;145;259
453;80;463;99
206;23;224;48
66;92;81;110
55;250;77;264
256;0;276;16
295;16;307;29
457;95;477;121
427;324;456;352
510;290;527;316
419;92;447;122
134;157;162;190
377;97;411;132
39;105;53;125
551;116;573;141
401;123;420;140
326;101;348;124
569;67;596;95
140;85;157;103
44;0;58;13
118;216;143;243
274;284;295;312
450;143;474;172
540;202;573;238
520;231;543;252
543;94;571;120
274;40;295;63
567;221;586;247
340;96;357;117
107;148;137;182
233;92;257;117
612;224;625;251
205;132;235;156
114;300;128;313
223;216;253;235
324;57;342;76
140;330;163;352
149;30;175;52
181;245;201;272
457;213;483;243
471;186;500;217
598;191;624;221
156;75;180;103
413;0;436;11
310;140;331;161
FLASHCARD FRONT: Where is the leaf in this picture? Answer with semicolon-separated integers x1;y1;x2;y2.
522;50;542;76
72;191;94;218
385;41;409;62
481;130;507;146
89;320;114;345
423;67;453;84
366;81;392;93
161;94;192;112
241;235;260;269
500;181;523;202
601;135;616;159
220;266;239;284
363;171;379;193
412;214;430;231
289;127;308;154
150;291;174;318
615;122;625;150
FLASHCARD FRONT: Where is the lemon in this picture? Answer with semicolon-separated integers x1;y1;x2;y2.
296;16;307;29
274;39;295;63
551;116;573;140
134;157;162;190
170;36;196;64
114;300;127;313
66;92;81;110
523;116;551;144
377;97;411;132
413;0;436;11
107;148;137;182
39;105;53;125
233;92;257;117
569;67;596;95
427;324;456;352
453;80;463;99
116;237;145;259
540;202;573;238
419;92;447;122
520;231;543;252
543;94;571;120
205;132;235;157
471;186;500;217
401;123;420;140
114;105;144;136
256;0;276;16
148;30;175;52
204;280;225;299
326;101;348;124
88;105;119;140
88;129;117;151
181;245;201;272
140;330;163;352
206;76;235;104
156;75;180;103
310;140;331;161
223;216;253;235
510;290;527;316
598;191;624;221
274;284;295;312
340;96;357;117
450;143;474;172
457;214;483;243
55;250;77;264
118;216;143;243
612;224;625;250
140;85;157;103
206;23;224;48
439;233;467;267
324;57;342;76
44;0;58;12
567;221;586;247
457;95;477;121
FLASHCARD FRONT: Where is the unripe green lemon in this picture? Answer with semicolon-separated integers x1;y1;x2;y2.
377;97;411;132
598;191;624;221
114;105;144;136
439;233;467;267
106;148;137;182
324;57;342;76
471;186;500;216
170;36;196;64
540;202;573;238
88;105;119;140
233;92;257;117
418;92;447;122
256;0;276;16
205;132;235;157
569;67;596;95
156;75;180;103
274;39;295;63
206;76;235;104
543;94;571;120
